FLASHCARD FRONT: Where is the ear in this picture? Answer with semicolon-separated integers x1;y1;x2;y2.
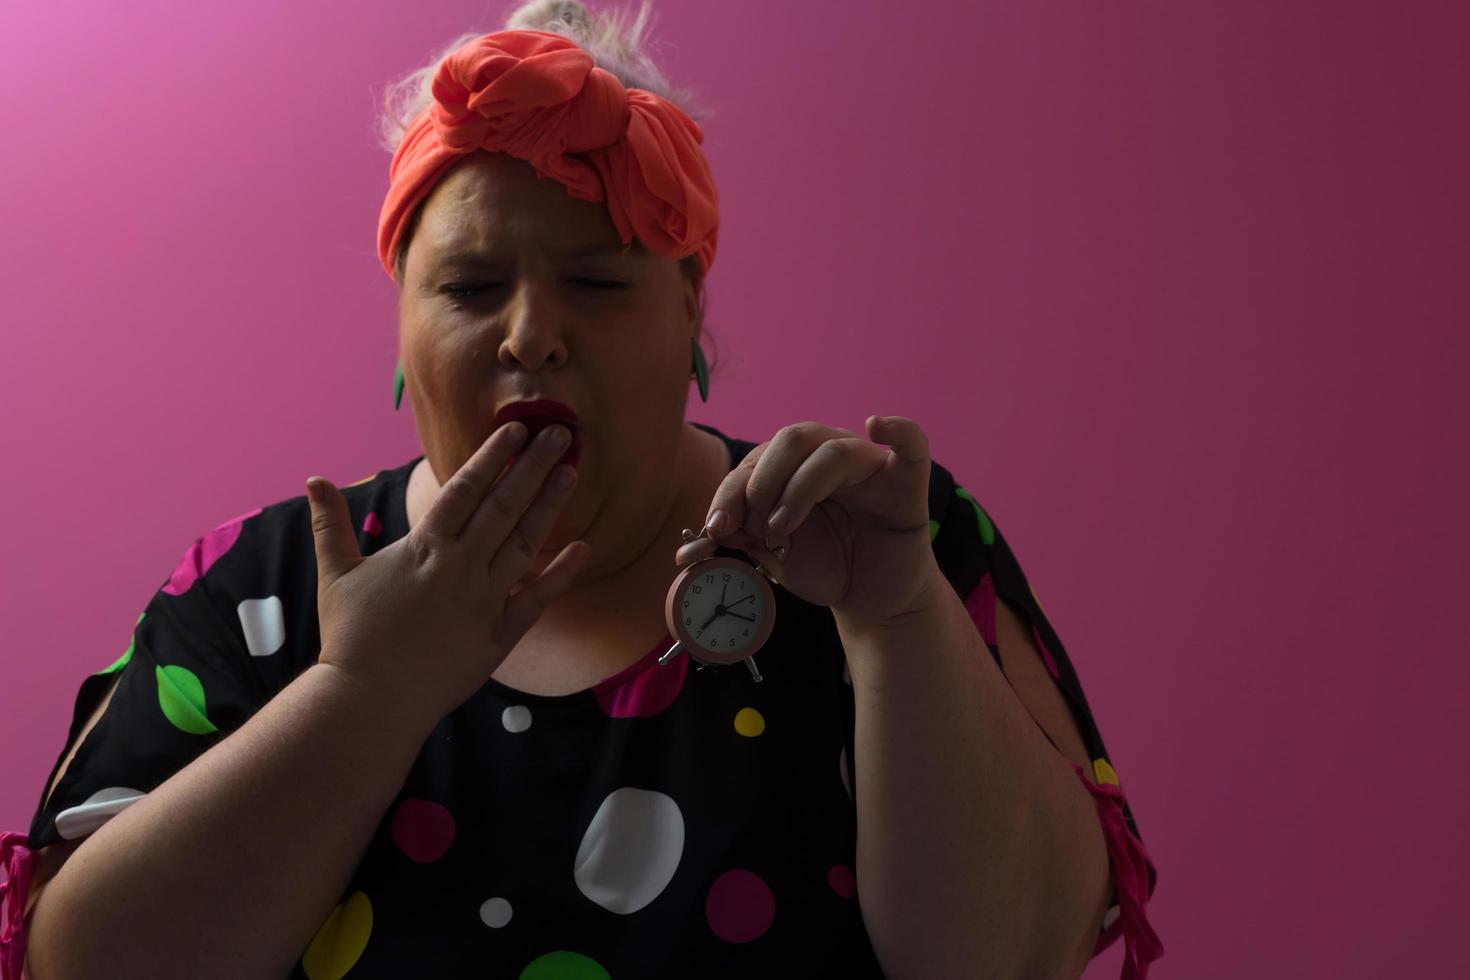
681;264;703;332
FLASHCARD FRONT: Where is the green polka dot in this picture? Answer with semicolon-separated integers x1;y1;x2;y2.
518;952;611;980
156;664;217;734
955;487;996;546
97;612;145;676
928;517;940;541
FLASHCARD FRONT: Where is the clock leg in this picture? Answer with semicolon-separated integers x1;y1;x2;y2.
659;640;683;667
744;657;764;683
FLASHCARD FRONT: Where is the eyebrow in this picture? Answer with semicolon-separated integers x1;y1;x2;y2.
431;242;641;268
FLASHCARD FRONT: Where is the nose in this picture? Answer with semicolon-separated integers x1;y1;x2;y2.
499;277;569;369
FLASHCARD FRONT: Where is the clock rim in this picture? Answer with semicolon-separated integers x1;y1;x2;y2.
664;554;776;666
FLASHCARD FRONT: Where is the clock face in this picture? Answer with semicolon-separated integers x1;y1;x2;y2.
678;562;769;657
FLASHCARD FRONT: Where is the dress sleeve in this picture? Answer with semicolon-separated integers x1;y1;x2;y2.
1;509;276;980
926;460;1164;980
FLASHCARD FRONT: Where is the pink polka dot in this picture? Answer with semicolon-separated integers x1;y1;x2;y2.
962;572;998;648
162;508;263;595
827;864;856;898
363;512;383;537
391;798;455;863
593;641;687;718
705;869;775;943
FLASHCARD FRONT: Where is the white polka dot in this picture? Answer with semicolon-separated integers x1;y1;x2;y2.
1103;903;1121;930
479;897;513;928
839;745;852;801
841;661;851;685
574;787;684;914
237;596;285;658
55;787;146;840
502;705;532;733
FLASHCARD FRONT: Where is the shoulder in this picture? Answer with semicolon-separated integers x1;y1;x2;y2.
157;459;412;610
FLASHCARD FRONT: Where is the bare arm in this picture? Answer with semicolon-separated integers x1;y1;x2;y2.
25;660;440;980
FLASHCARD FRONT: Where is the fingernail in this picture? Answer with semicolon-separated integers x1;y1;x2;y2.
706;509;727;534
766;505;790;534
305;478;322;503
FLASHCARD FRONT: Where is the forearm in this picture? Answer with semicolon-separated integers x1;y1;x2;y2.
836;572;1110;979
26;660;440;980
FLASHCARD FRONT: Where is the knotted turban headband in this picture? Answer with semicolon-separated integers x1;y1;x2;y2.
377;29;720;283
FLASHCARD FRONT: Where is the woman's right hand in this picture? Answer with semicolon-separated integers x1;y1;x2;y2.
303;421;586;724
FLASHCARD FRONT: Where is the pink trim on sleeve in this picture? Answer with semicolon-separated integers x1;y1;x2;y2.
1069;764;1163;979
0;831;35;980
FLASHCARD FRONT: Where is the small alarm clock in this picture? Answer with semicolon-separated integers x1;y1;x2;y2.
659;527;776;682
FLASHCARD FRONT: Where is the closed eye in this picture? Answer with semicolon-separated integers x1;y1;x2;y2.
441;279;627;301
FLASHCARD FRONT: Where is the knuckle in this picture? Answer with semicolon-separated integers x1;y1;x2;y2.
310;510;337;536
505;525;538;560
487;488;520;523
441;475;479;503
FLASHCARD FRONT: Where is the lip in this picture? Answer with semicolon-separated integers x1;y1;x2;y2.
494;398;582;470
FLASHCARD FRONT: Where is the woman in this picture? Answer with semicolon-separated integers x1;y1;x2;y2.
1;3;1161;977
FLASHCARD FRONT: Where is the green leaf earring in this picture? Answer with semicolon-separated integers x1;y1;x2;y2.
393;358;405;411
691;338;709;403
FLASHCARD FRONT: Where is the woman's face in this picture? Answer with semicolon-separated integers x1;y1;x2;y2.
396;150;703;580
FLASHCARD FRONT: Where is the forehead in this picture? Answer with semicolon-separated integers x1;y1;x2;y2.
416;152;642;261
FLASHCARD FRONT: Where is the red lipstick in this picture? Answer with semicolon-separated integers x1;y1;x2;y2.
494;398;582;470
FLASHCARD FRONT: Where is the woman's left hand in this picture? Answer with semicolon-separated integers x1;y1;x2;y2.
675;416;945;628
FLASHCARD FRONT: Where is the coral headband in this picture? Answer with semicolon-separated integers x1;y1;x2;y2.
377;29;719;282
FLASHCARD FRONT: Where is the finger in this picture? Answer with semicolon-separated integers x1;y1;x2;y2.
865;414;931;465
764;437;887;539
479;458;576;599
419;422;529;539
673;534;719;567
305;477;362;587
463;423;577;571
704;423;850;543
500;538;592;639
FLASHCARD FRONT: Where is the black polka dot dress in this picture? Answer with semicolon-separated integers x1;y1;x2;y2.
1;421;1161;979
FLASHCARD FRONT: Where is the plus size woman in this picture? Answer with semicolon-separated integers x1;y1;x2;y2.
1;3;1162;977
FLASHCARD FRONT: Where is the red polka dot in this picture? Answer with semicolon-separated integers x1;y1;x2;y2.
391;798;455;862
705;869;775;943
363;512;383;537
827;864;856;898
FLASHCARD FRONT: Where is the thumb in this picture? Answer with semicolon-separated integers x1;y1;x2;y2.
305;476;361;586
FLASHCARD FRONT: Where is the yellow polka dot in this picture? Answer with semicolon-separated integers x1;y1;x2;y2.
1030;583;1048;617
302;891;372;980
344;472;379;488
1093;758;1120;786
733;707;765;737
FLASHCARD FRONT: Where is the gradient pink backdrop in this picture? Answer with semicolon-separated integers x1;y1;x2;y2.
3;1;1467;976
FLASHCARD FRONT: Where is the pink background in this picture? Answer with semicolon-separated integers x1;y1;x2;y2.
3;1;1467;975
